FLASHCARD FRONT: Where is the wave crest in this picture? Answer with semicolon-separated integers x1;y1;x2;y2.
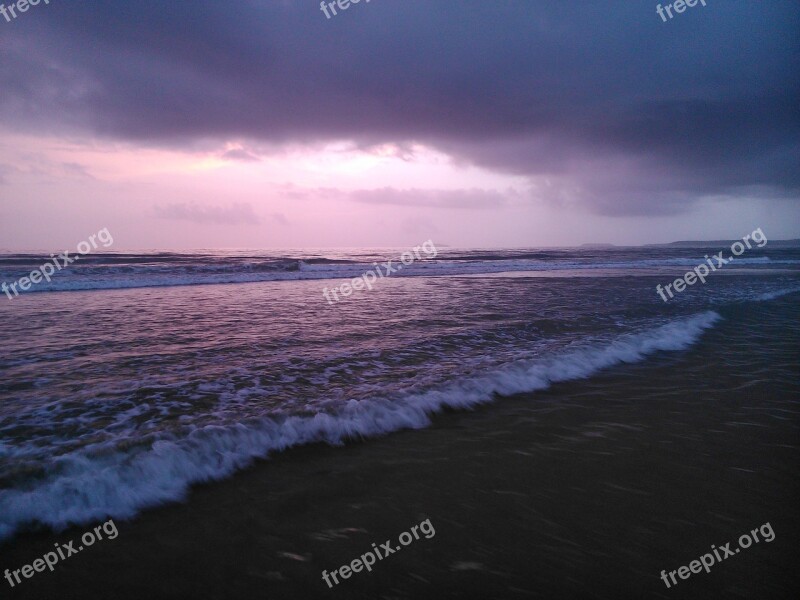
0;311;721;542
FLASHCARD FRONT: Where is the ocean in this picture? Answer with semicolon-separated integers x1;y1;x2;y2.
1;244;798;598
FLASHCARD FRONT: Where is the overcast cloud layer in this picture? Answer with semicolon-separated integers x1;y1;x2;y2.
0;0;798;218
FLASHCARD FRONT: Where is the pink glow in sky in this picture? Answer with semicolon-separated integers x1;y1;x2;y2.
1;1;798;250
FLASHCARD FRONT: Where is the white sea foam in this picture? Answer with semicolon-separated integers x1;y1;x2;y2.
0;311;721;541
3;255;792;294
754;285;800;301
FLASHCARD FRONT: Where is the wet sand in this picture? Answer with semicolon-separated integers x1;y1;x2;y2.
3;298;799;600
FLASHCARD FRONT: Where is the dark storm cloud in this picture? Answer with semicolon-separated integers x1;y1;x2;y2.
0;0;798;215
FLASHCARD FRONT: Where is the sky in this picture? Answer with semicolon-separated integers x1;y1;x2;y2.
0;0;798;250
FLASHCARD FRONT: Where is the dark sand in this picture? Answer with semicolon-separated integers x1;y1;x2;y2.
3;299;799;599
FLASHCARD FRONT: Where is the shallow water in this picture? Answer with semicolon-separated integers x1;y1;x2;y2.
1;245;798;545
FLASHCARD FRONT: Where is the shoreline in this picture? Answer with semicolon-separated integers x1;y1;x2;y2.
2;297;798;599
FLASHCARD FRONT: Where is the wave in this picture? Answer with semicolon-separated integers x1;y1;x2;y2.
754;285;800;301
0;252;794;294
0;311;721;542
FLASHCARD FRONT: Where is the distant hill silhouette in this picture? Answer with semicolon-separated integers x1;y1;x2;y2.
646;239;800;248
